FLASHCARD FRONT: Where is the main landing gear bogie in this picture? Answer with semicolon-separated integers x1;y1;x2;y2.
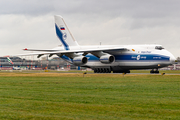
94;68;111;73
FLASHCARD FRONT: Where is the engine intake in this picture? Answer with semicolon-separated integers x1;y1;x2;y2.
73;56;88;66
100;54;115;64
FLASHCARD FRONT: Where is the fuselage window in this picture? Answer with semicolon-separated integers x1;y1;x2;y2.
155;46;164;50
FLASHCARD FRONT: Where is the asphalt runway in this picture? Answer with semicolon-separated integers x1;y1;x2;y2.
2;70;180;75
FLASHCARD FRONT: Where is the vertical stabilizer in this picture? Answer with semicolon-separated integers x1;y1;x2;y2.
54;15;79;50
7;57;13;64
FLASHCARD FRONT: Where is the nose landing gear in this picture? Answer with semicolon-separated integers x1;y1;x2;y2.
150;69;159;74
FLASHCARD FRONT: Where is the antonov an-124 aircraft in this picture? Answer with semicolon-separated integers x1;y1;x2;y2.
8;15;176;73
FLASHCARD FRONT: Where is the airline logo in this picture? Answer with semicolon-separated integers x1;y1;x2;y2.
63;32;67;40
137;55;140;60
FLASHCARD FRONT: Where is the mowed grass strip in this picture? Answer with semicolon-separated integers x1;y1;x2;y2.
0;73;180;120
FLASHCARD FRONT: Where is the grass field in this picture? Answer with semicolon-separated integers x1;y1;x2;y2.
0;72;180;119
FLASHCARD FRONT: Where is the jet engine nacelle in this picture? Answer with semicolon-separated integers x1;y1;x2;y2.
99;54;115;64
73;56;88;66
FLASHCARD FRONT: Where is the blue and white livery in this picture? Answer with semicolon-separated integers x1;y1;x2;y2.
23;15;176;73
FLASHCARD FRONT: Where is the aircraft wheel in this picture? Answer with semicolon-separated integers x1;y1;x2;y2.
103;68;107;73
97;68;100;73
94;68;97;73
104;68;107;73
106;69;109;73
98;68;100;73
150;70;154;74
98;68;101;73
102;68;104;73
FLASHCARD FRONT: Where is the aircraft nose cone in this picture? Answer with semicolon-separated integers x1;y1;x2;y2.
170;55;176;64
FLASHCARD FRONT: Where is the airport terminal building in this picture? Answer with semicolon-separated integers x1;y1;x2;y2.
0;57;70;70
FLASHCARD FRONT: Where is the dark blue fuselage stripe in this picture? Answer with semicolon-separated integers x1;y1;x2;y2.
55;24;69;50
86;54;170;61
61;54;170;62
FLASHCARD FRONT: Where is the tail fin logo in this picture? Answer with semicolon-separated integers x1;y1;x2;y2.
63;32;67;40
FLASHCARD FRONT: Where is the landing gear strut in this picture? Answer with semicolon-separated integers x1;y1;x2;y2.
150;69;159;74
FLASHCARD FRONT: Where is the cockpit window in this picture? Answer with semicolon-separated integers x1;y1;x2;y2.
155;46;164;50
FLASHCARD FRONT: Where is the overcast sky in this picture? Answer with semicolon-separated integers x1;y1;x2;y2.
0;0;180;58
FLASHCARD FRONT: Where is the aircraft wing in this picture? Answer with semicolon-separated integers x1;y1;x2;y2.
23;47;127;55
5;47;127;57
24;47;127;53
